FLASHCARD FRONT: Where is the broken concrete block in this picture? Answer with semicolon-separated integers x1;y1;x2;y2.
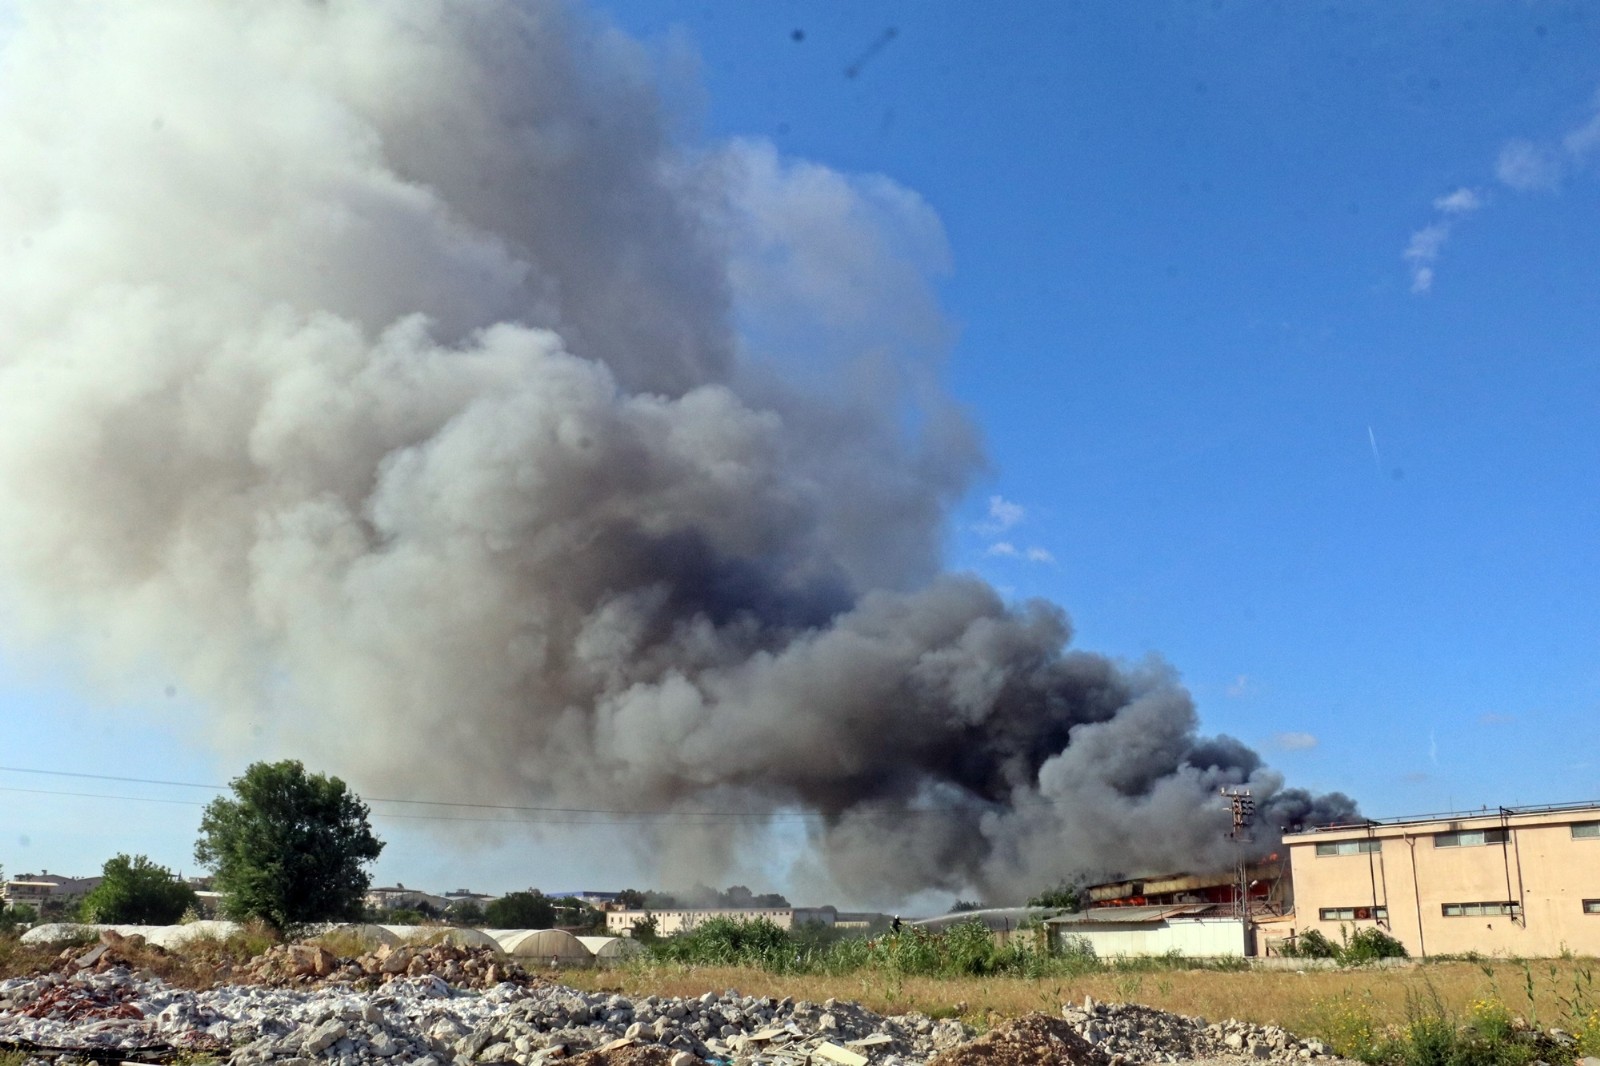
814;1042;869;1066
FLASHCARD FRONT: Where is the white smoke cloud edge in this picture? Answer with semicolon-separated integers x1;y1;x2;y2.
0;0;1356;905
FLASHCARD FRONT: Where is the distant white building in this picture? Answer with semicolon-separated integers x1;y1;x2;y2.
365;884;450;913
3;872;102;913
606;907;835;937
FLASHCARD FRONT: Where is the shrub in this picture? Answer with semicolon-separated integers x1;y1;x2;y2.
1342;926;1409;964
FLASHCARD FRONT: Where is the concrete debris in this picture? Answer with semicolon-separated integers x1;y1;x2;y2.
0;969;971;1066
1060;1000;1335;1065
927;1013;1105;1066
243;941;531;990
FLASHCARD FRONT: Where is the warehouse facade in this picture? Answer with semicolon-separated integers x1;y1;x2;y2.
1283;801;1600;957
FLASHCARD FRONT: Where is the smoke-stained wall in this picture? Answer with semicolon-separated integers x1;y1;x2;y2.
0;0;1355;902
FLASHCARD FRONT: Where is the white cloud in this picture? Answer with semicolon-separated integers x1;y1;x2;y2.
982;494;1024;533
1496;139;1562;191
1403;222;1451;294
1564;112;1600;157
1270;731;1319;752
1433;187;1482;214
1225;674;1253;698
986;541;1054;565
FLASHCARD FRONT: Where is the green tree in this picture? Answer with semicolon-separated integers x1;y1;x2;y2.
0;902;38;934
630;913;659;942
80;854;198;924
446;899;486;926
484;890;556;928
1027;881;1082;912
194;760;384;932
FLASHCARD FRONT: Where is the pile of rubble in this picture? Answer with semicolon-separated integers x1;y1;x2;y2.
1061;997;1334;1065
0;969;972;1066
46;929;171;976
243;941;531;990
927;1013;1104;1066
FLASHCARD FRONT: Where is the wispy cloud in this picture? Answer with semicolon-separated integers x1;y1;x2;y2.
980;495;1024;534
986;541;1055;565
977;495;1053;563
1496;139;1561;191
1478;712;1515;726
1434;187;1483;214
1225;674;1254;698
1403;188;1482;294
1406;90;1600;291
1270;731;1319;752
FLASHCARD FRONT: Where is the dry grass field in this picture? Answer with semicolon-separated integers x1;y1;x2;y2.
563;958;1600;1046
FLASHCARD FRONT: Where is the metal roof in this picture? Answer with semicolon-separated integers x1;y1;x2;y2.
1044;904;1216;925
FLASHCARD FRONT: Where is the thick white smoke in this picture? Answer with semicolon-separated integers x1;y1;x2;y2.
0;0;1353;902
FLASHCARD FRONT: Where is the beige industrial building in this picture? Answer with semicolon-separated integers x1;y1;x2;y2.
1284;801;1600;958
606;907;835;937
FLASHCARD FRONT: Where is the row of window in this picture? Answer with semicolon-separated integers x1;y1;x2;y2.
1319;906;1388;921
1323;900;1600;919
1434;828;1509;848
1315;840;1382;856
1315;821;1600;857
1441;901;1520;917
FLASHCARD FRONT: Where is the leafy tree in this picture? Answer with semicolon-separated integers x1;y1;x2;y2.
1027;881;1082;912
616;888;646;909
0;902;38;933
194;760;384;932
80;854;198;924
550;896;603;932
386;907;425;926
485;890;556;928
950;899;983;912
630;913;659;942
446;899;486;926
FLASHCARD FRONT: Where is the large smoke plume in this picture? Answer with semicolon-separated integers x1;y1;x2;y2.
0;0;1355;902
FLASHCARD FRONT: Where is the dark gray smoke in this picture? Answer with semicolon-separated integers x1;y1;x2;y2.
0;0;1355;903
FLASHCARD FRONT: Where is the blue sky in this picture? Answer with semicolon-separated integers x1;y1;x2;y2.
1;1;1597;899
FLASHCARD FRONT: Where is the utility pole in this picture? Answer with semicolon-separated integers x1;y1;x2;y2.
1220;787;1255;919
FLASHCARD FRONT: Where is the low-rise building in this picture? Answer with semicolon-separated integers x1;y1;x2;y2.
606;907;836;937
4;872;102;915
1045;905;1249;957
365;884;450;914
1;881;55;910
1284;800;1600;957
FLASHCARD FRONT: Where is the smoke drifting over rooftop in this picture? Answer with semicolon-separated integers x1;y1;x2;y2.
0;0;1355;902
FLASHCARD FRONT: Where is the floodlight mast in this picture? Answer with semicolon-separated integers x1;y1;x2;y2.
1220;787;1255;920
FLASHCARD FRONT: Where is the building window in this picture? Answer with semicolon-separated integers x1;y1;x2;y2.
1573;822;1600;840
1319;906;1388;921
1434;828;1509;848
1441;901;1520;917
1315;839;1382;856
1584;900;1600;915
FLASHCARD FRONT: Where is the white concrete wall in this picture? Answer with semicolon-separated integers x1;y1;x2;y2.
1055;918;1247;957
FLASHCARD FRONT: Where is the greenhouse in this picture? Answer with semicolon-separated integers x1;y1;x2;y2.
380;925;504;952
575;935;644;965
492;928;590;965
